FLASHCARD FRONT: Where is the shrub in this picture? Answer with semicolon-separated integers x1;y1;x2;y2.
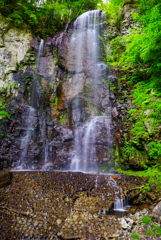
146;230;155;236
131;233;140;239
152;223;161;235
0;0;100;38
141;216;152;225
0;110;10;119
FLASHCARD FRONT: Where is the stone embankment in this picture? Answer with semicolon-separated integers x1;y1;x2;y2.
0;171;161;239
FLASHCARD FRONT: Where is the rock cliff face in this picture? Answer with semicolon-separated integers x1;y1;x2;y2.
0;5;157;171
0;12;115;171
0;20;32;108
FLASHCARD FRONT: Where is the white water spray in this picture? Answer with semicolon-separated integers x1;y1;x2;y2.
109;176;128;212
17;39;44;169
69;10;109;172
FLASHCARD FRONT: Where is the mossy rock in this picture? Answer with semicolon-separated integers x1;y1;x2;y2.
129;149;149;170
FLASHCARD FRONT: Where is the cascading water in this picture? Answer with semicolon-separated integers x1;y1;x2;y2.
30;39;44;108
13;10;114;172
109;176;130;212
17;39;44;169
69;10;111;172
82;118;97;172
18;107;36;168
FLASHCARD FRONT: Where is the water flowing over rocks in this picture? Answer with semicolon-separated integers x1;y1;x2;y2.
0;5;159;174
0;10;116;171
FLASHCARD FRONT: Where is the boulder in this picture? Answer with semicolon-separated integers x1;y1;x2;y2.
0;23;33;104
120;218;128;230
146;192;156;201
152;201;161;217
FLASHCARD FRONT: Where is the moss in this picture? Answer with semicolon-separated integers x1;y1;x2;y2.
0;110;10;119
117;166;161;197
0;102;6;110
146;230;155;236
152;223;161;235
115;143;121;167
119;140;149;170
131;233;140;239
141;216;152;225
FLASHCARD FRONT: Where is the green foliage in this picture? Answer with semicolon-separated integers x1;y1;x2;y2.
118;166;161;194
108;81;116;91
0;103;6;110
87;99;93;108
99;0;125;29
152;223;161;235
121;141;148;169
122;141;135;160
65;0;99;19
86;100;98;115
131;233;140;239
33;65;36;71
146;230;155;236
0;110;10;119
85;84;89;93
109;1;161;91
141;216;152;225
48;83;54;87
51;97;58;106
0;0;99;38
103;2;161;115
110;36;125;62
127;82;161;161
94;107;98;114
53;49;58;65
59;114;66;122
148;141;161;160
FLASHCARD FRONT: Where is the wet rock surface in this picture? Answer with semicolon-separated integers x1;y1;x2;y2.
0;13;116;171
0;171;160;240
0;172;11;188
0;6;159;174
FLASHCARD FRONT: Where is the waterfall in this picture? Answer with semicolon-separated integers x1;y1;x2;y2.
109;176;130;212
40;111;49;169
69;10;110;172
13;10;112;172
30;39;44;108
17;39;44;169
82;117;97;172
17;107;36;168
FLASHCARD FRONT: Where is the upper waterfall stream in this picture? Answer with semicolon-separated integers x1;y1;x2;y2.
69;10;111;172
